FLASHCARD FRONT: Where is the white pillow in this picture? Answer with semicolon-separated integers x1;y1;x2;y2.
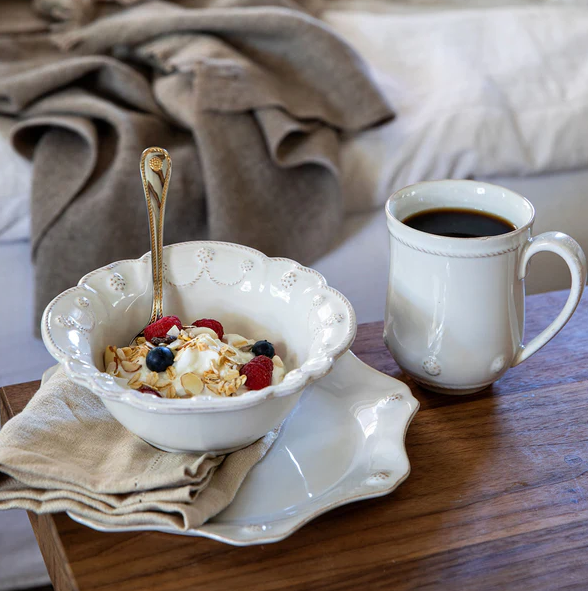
324;4;588;212
0;116;31;242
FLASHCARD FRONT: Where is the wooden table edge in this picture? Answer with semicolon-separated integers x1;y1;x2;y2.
2;383;80;591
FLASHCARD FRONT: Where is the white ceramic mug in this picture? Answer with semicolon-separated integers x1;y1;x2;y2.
384;180;587;395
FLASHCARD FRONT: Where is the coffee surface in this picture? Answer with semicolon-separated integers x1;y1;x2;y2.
403;208;516;238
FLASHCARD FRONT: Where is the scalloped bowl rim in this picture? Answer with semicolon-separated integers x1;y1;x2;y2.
42;241;358;414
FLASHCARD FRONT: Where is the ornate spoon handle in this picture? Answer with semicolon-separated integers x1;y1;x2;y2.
140;147;172;325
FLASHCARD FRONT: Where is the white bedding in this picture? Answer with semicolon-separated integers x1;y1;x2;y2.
324;3;588;212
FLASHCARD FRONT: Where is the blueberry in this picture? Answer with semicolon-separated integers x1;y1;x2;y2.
252;340;275;359
145;346;174;372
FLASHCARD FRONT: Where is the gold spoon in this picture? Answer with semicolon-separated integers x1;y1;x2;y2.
130;147;172;346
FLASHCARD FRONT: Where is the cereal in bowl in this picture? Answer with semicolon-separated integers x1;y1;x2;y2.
104;316;285;398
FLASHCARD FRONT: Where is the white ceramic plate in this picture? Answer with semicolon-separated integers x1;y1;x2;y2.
49;352;418;546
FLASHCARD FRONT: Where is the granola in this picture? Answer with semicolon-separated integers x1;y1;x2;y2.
104;317;285;399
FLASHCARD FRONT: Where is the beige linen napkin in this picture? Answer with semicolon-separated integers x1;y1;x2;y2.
0;368;278;531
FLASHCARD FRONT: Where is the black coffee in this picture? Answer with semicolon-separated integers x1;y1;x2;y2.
403;208;516;238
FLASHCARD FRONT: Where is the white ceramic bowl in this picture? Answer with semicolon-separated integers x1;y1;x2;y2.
42;242;357;453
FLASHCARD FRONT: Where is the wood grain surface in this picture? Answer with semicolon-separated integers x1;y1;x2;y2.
2;290;588;591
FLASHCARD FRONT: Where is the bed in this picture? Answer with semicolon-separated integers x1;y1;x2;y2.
2;1;588;588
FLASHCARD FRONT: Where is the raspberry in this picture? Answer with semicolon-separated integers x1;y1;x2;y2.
192;318;224;340
144;316;182;343
138;385;162;397
249;355;273;371
240;356;273;390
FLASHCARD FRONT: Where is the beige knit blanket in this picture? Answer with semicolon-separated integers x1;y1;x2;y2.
0;0;392;327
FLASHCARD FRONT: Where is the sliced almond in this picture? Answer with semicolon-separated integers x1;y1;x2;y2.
116;348;126;360
156;376;170;388
205;381;219;394
136;336;146;345
104;345;117;369
220;346;237;357
160;383;177;398
181;372;204;396
121;360;141;373
273;355;284;368
106;361;117;375
223;368;240;382
167;325;180;337
178;330;191;341
189;326;219;339
128;372;142;387
224;381;238;396
122;347;134;357
224;334;253;349
168;339;183;351
130;350;146;362
166;366;176;380
203;369;220;382
146;371;159;386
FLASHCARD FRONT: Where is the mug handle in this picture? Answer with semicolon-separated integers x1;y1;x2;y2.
512;232;587;366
